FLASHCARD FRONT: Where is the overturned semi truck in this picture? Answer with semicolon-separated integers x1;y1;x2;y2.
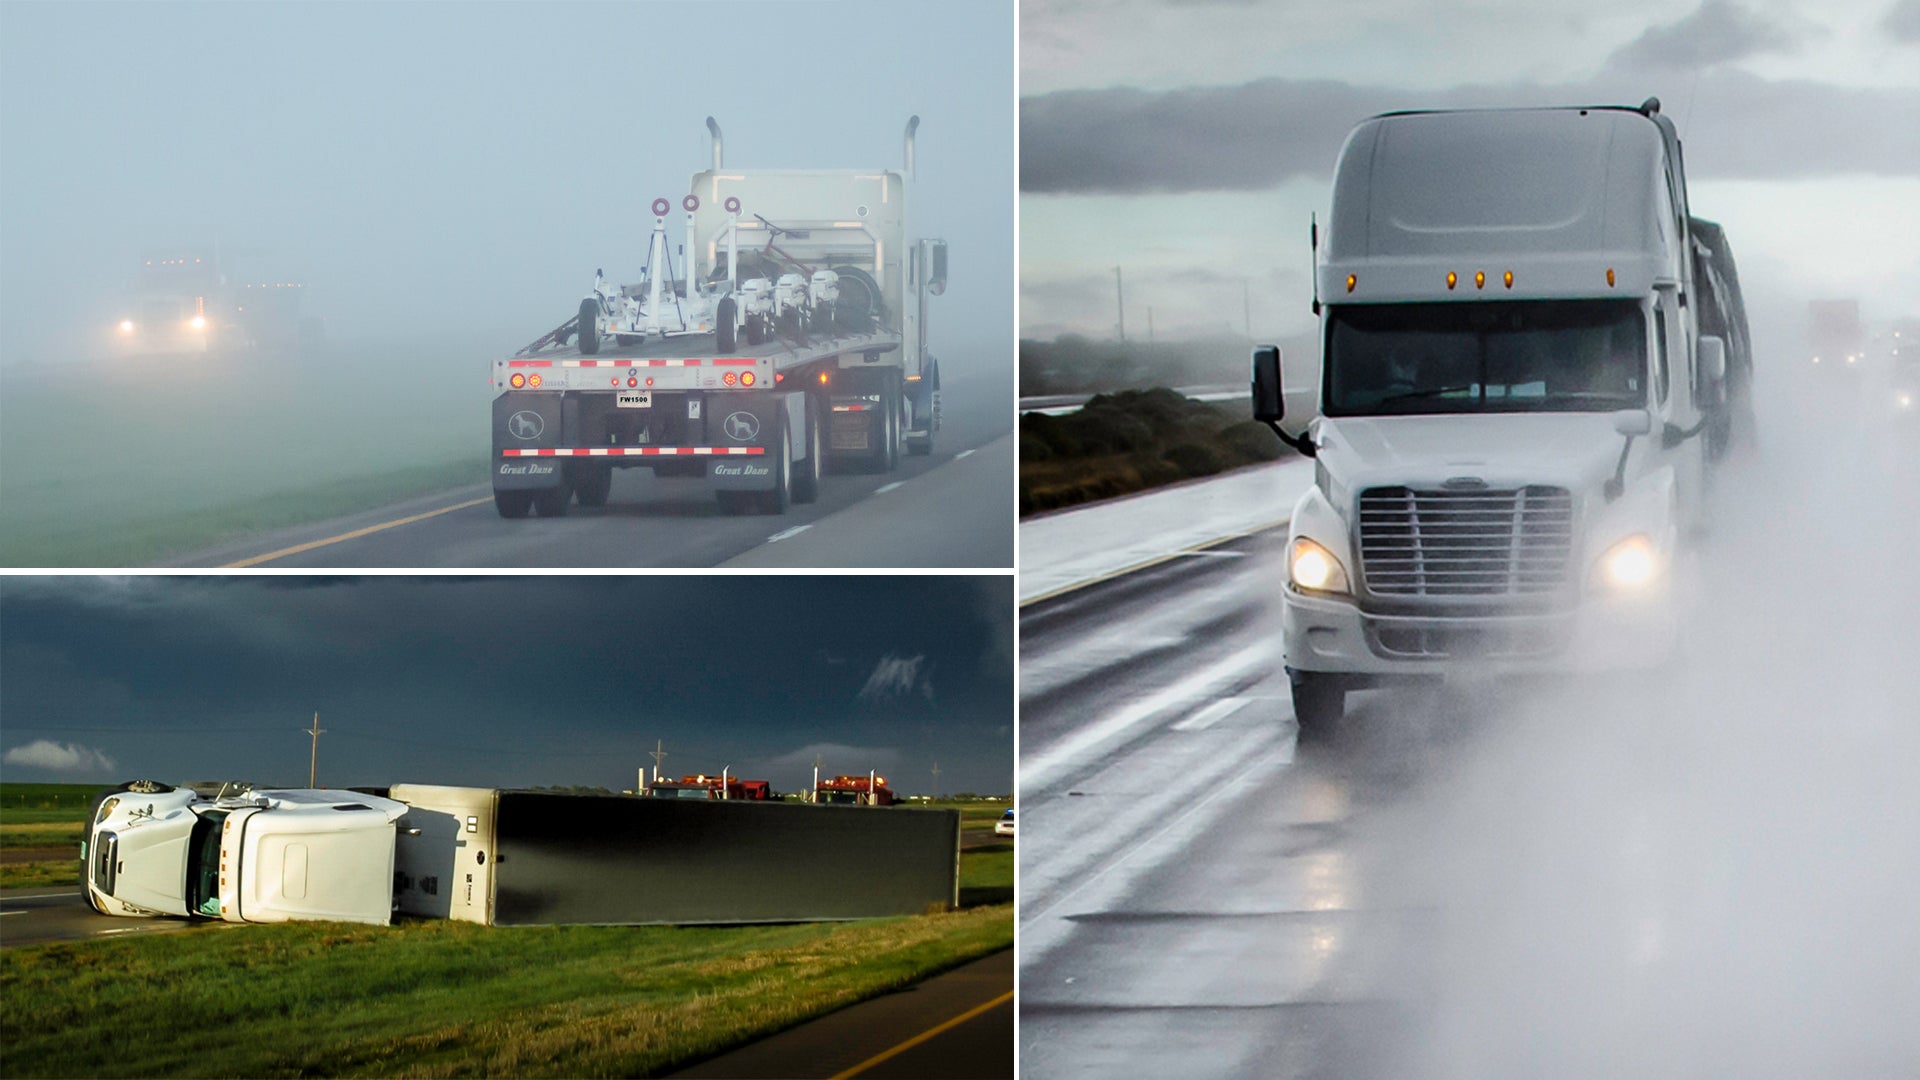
82;781;959;927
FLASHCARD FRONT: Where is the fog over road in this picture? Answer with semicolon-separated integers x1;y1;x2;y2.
1017;378;1920;1078
168;367;1012;569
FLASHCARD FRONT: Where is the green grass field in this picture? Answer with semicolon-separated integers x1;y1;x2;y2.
1;904;1013;1078
0;343;491;565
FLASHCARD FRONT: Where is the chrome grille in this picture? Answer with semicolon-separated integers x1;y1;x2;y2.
1357;485;1574;597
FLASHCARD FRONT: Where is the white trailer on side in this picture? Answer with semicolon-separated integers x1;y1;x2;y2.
491;117;949;518
1252;99;1747;731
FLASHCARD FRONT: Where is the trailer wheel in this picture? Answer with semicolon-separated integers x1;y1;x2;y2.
716;297;738;352
716;491;754;515
745;315;767;346
1289;671;1345;739
878;371;902;472
793;395;822;504
573;463;613;508
576;299;601;355
761;413;793;514
494;489;533;518
533;479;573;517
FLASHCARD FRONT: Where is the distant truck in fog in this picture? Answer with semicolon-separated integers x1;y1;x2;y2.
1807;299;1865;372
1253;99;1751;731
83;780;956;927
111;249;321;356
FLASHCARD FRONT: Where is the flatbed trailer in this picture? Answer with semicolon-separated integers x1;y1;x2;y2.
489;116;947;518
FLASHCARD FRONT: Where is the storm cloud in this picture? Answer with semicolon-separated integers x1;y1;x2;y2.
3;738;118;775
1021;72;1920;194
1605;0;1800;70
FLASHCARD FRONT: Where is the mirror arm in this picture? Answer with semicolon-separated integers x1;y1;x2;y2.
1265;420;1317;458
1605;434;1635;501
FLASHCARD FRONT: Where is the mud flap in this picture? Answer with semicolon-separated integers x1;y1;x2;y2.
709;393;804;492
493;392;565;491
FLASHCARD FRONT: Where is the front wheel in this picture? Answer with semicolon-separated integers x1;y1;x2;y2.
576;299;601;355
1289;671;1345;738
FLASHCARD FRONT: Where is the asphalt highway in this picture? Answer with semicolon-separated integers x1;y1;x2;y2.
168;371;1012;568
0;887;208;949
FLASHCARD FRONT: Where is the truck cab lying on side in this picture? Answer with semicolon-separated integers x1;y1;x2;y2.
1253;101;1748;731
82;781;408;925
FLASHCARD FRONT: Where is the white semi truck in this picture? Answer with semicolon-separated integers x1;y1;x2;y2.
81;780;960;927
81;781;408;925
1252;100;1750;731
491;117;949;518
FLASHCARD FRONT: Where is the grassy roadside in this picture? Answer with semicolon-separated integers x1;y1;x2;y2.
0;784;94;889
1019;388;1289;516
1;904;1014;1078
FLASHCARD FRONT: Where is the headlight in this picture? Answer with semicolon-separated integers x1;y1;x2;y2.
1289;537;1351;595
118;320;134;333
189;315;207;330
1594;534;1659;591
96;797;120;824
1897;392;1913;410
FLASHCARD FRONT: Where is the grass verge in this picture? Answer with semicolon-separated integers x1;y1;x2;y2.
1;903;1013;1078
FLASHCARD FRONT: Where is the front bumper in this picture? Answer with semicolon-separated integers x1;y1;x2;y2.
1282;586;1677;678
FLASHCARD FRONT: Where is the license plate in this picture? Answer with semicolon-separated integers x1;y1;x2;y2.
617;391;652;409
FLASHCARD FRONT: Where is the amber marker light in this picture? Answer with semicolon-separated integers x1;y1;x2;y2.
1345;274;1357;293
1447;272;1458;290
528;374;542;388
741;371;756;386
819;372;831;385
1504;271;1513;289
1607;268;1616;287
1475;271;1486;289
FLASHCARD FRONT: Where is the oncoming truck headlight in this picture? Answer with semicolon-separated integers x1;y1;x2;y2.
1289;537;1351;596
1594;534;1659;591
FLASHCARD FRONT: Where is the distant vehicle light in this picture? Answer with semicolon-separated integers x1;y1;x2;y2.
189;315;207;330
118;320;134;333
1898;393;1913;410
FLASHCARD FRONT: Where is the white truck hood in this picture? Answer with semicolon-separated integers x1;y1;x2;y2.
1316;412;1629;493
221;790;407;925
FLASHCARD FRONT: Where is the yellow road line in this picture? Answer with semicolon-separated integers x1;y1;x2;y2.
829;988;1014;1079
220;497;494;568
1018;517;1291;608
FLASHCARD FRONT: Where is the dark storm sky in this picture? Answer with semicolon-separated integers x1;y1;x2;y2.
0;575;1014;795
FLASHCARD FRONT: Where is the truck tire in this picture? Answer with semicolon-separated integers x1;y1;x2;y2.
1289;671;1345;738
716;297;738;352
793;395;822;504
494;489;533;518
762;413;793;514
832;266;882;332
879;371;901;472
716;491;754;515
533;478;572;517
746;315;767;346
573;463;613;508
577;299;601;355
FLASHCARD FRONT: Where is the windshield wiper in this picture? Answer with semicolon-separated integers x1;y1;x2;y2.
1377;384;1479;406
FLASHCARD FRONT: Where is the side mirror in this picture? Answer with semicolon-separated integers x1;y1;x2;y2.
1252;345;1284;423
922;239;947;296
1699;335;1727;384
1612;409;1653;437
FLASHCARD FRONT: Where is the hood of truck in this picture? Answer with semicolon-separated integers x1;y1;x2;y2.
1317;412;1628;495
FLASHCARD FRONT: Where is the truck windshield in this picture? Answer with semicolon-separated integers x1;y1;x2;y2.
186;810;228;917
1325;300;1647;416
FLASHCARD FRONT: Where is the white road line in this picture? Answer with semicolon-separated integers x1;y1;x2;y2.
955;449;976;460
766;525;813;543
1176;549;1247;559
1021;642;1271;792
875;482;905;494
1171;695;1249;731
0;910;28;916
1;891;79;900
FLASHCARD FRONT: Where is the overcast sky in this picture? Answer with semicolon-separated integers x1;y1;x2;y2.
0;576;1014;796
0;0;1013;362
1020;0;1920;344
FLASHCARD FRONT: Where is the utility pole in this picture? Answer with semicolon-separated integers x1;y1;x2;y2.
304;712;325;788
1147;307;1155;344
1243;280;1252;340
649;740;668;785
931;761;941;801
813;753;822;805
1114;266;1126;343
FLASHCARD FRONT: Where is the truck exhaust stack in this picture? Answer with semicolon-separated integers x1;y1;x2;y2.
705;116;723;170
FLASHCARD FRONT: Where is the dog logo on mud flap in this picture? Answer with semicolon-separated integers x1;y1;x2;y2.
723;412;760;442
508;411;545;440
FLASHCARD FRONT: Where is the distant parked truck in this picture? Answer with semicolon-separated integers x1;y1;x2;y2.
111;249;322;356
1807;298;1865;372
489;116;950;519
1253;99;1750;731
643;773;772;800
815;774;895;806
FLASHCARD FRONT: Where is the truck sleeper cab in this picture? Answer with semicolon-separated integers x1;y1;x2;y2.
1253;101;1737;731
